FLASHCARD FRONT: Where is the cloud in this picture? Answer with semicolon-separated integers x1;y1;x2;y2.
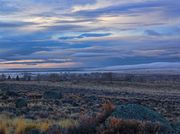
0;0;19;14
0;0;180;70
74;1;160;17
96;62;180;74
0;62;81;69
78;33;111;38
0;21;36;28
144;30;161;36
59;33;111;40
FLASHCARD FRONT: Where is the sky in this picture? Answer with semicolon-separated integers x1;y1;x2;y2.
0;0;180;70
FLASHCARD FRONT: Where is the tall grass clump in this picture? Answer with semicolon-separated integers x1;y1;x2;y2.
15;118;51;134
0;121;7;134
15;118;26;134
59;119;78;129
39;121;51;132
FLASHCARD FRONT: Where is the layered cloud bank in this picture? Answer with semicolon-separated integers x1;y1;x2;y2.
0;0;180;70
97;62;180;74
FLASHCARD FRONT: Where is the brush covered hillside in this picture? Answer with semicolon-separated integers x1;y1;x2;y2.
0;73;180;134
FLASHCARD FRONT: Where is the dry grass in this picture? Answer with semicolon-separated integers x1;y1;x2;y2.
59;119;78;129
39;121;51;132
15;118;26;134
19;119;51;133
103;118;160;134
14;117;51;134
24;123;37;132
0;121;7;134
0;113;164;134
0;114;52;134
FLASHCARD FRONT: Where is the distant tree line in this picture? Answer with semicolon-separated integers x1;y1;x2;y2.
0;72;180;83
0;72;31;81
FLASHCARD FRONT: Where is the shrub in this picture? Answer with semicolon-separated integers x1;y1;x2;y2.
67;115;97;134
43;91;62;100
15;98;28;108
102;101;115;114
172;122;180;134
67;102;115;134
108;104;173;133
98;101;115;124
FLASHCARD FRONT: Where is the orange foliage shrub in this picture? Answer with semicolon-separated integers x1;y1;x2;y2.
102;101;115;114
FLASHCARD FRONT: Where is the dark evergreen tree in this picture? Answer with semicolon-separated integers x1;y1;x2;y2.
7;75;11;80
1;74;6;81
16;75;20;81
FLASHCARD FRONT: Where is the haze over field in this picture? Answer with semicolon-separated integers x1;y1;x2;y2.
0;0;180;72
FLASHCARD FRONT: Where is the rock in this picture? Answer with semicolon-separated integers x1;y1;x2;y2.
43;91;62;100
107;104;174;134
15;98;28;108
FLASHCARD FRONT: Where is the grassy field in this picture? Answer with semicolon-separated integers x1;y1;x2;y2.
0;80;179;133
